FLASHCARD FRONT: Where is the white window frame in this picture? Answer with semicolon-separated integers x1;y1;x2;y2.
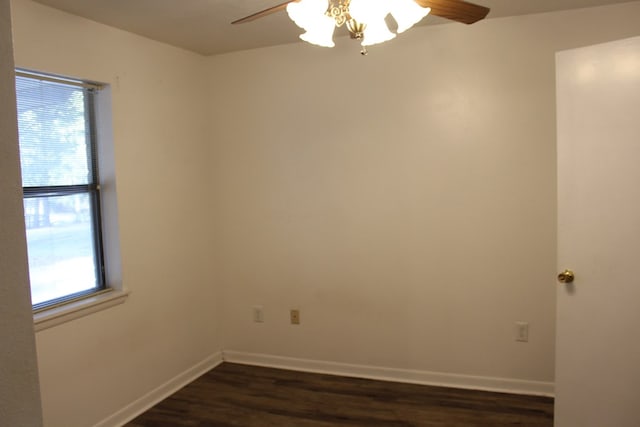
15;69;128;330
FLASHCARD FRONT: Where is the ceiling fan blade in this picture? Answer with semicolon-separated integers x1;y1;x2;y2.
232;1;298;25
416;0;490;24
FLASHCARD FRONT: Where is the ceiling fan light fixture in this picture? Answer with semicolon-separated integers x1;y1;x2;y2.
300;19;336;47
361;18;396;46
347;0;387;25
287;0;336;47
390;0;431;33
347;0;396;46
286;0;327;27
233;0;490;53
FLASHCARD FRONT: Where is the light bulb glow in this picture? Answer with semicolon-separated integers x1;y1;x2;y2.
287;0;336;47
349;0;395;46
362;18;396;46
286;0;328;28
300;16;336;47
390;0;430;33
348;0;390;24
286;0;431;49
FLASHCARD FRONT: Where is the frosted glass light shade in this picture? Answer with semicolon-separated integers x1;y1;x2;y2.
300;16;336;47
286;0;431;49
348;0;389;24
287;0;335;47
349;0;395;46
286;0;328;27
362;18;396;46
390;0;431;33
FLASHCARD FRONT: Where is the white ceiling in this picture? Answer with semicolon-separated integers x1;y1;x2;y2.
31;0;635;56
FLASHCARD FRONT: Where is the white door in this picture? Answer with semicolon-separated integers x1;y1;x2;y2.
556;36;640;426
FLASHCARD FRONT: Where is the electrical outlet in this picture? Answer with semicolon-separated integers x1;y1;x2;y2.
253;306;264;323
516;321;529;342
290;309;300;325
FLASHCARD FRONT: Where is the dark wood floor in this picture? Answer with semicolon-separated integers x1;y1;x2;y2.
127;362;553;427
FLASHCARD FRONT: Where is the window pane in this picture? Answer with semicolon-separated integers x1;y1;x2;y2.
16;76;93;187
24;193;100;306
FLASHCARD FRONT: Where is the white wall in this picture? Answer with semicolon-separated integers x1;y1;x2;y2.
0;0;43;425
10;1;221;426
207;2;640;386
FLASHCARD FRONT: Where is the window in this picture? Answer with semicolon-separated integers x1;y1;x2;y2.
15;70;107;310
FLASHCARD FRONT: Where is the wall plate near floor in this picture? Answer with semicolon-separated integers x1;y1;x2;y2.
253;306;264;323
290;309;300;325
516;321;529;342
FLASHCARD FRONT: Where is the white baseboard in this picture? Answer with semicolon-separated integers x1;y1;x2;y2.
94;351;223;427
94;349;552;427
222;350;554;397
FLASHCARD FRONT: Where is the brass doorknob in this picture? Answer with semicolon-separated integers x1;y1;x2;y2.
558;269;575;284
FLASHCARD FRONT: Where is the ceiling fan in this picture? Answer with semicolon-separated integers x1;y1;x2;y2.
232;0;490;54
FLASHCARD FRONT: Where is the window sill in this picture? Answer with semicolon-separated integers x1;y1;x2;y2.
34;288;130;332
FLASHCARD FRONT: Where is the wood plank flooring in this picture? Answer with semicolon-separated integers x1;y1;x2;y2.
127;363;553;427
